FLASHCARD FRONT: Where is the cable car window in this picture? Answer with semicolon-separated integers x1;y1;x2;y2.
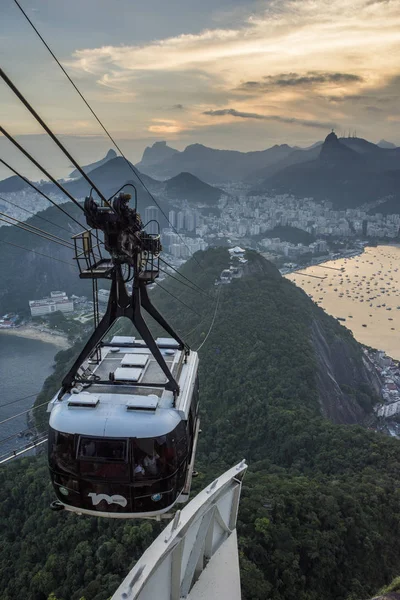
49;429;77;475
133;435;177;480
78;438;129;480
78;438;126;461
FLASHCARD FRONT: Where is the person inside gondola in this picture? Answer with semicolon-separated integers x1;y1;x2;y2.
134;460;145;476
143;450;159;476
83;439;96;457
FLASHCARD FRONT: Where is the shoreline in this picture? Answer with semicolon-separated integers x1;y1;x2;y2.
0;326;70;350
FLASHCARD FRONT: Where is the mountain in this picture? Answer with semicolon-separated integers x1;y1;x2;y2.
0;175;31;193
137;140;179;169
136;142;294;183
378;139;397;149
0;202;90;315
65;156;162;200
4;248;400;600
252;132;400;210
64;158;223;209
163;172;224;204
68;149;117;179
246;143;321;182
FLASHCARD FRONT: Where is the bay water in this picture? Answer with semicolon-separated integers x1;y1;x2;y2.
0;335;58;461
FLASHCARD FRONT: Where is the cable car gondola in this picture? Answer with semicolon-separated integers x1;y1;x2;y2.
47;189;200;518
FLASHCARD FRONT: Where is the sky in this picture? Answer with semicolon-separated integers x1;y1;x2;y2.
1;0;400;179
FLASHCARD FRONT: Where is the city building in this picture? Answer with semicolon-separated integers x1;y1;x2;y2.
177;211;185;231
168;210;176;228
144;206;159;235
29;291;74;317
185;210;197;232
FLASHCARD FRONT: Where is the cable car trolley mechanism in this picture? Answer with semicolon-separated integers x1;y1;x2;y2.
47;188;200;519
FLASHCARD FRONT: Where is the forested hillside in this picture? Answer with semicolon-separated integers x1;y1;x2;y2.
0;202;90;314
1;248;400;600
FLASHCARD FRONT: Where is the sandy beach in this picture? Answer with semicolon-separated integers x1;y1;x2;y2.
0;325;70;350
286;245;400;360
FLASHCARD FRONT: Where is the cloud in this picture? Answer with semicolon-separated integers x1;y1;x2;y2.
238;71;363;92
203;108;335;129
19;0;400;145
148;119;186;134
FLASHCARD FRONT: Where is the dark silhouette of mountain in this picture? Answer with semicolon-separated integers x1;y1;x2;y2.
320;131;365;166
136;142;294;183
65;158;223;208
339;137;400;171
63;157;162;204
69;149;117;179
252;132;400;210
303;141;323;150
0;175;31;193
378;139;397;149
164;172;224;204
137;141;179;168
246;144;321;182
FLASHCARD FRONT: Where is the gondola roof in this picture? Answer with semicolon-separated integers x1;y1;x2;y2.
48;337;198;438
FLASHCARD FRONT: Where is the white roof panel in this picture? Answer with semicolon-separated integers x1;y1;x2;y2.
68;393;99;407
156;337;180;348
121;354;148;367
114;367;142;382
111;336;135;345
126;394;158;410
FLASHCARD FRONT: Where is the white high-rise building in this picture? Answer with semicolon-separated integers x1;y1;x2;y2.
185;210;196;232
144;205;159;234
168;210;176;228
177;211;185;231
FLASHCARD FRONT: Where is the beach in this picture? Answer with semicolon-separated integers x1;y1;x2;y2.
286;245;400;360
0;325;70;350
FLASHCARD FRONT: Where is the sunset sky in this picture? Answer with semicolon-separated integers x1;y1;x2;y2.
1;0;400;177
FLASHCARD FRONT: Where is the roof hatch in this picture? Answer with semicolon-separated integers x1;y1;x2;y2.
68;393;100;408
126;394;158;411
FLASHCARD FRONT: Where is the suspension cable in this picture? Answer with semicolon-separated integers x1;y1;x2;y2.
195;286;221;352
0;211;74;249
10;3;206;271
184;308;216;339
0;391;41;409
0;435;48;465
159;257;213;299
0;427;35;446
0;128;86;215
0;67;112;209
0;194;72;234
0;211;101;260
0;239;77;267
158;266;211;299
0;157;89;232
154;281;201;316
0;400;50;426
0;215;73;249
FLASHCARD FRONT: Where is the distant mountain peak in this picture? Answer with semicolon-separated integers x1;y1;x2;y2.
138;141;179;167
319;131;360;165
378;139;397;149
105;149;117;159
69;149;117;179
324;131;339;144
164;171;224;204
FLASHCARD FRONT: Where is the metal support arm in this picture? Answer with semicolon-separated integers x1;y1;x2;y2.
59;265;182;398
